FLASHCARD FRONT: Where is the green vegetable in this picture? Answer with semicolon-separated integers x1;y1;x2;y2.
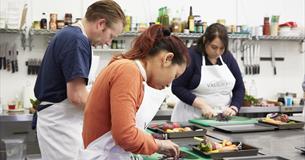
243;94;258;105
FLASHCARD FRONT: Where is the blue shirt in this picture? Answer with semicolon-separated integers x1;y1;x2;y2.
172;47;245;109
34;26;92;103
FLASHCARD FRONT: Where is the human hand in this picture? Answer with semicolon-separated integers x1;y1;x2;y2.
223;106;238;116
200;104;217;119
156;139;180;158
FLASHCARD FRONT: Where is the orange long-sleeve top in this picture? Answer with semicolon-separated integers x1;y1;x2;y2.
82;59;159;155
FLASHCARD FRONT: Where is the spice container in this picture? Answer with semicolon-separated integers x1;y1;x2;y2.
270;15;280;36
64;13;72;26
57;20;65;29
49;13;57;31
202;22;207;33
263;17;270;35
32;21;40;30
40;13;47;29
171;18;182;33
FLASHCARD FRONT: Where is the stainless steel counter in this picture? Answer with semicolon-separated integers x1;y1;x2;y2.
154;106;304;120
0;110;33;122
169;116;305;160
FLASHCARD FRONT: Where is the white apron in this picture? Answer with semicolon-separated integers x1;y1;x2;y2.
78;60;166;160
37;99;83;160
171;56;236;122
37;21;89;160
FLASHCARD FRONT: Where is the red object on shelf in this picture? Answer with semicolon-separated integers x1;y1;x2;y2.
263;17;270;35
8;104;16;110
279;21;297;28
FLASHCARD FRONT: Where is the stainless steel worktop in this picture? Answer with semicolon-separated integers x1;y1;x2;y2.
169;116;305;160
0;110;33;122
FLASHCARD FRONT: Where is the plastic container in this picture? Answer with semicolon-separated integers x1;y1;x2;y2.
2;138;26;160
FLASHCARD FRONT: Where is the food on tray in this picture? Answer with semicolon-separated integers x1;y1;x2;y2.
262;113;296;125
150;122;194;133
194;136;239;153
165;127;193;133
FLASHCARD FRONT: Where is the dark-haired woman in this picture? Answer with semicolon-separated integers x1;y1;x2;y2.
80;24;190;159
171;23;245;122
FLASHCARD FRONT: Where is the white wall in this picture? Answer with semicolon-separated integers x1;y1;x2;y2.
0;0;305;108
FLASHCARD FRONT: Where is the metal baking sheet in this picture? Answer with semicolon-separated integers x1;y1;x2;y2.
191;142;259;160
223;155;290;160
212;123;277;133
258;119;305;130
148;123;207;139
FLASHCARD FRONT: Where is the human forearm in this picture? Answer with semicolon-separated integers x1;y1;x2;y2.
67;78;89;108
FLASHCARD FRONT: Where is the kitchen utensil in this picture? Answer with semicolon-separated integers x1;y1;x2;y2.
189;116;257;127
223;155;290;160
191;142;259;159
212;123;277;133
270;47;276;75
258;119;304;130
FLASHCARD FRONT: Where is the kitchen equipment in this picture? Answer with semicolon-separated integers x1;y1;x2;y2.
189;116;257;127
147;123;207;139
258;119;305;130
0;43;3;70
141;146;204;160
191;142;259;160
1;138;26;160
212;123;276;133
223;155;289;160
270;47;276;75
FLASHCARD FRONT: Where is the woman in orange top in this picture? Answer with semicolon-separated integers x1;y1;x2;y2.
80;24;190;159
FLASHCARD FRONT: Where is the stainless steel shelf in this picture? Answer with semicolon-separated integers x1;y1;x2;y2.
93;48;126;52
119;31;140;37
239;106;279;113
29;29;56;35
255;35;305;41
118;32;251;39
0;28;22;33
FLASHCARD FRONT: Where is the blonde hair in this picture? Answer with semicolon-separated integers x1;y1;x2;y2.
85;0;126;27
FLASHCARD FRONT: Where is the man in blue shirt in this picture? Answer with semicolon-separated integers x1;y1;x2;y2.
34;0;125;159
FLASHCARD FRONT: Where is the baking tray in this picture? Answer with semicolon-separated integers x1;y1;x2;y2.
213;123;277;133
148;123;206;139
295;146;305;153
258;119;305;130
223;155;289;160
191;142;259;160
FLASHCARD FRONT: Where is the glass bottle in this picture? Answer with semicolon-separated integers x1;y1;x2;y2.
40;13;47;29
263;17;270;35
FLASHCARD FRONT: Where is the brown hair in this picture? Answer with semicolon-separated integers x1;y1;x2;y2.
113;24;190;65
85;0;126;27
196;23;228;54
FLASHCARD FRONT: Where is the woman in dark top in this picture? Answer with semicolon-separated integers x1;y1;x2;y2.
171;23;245;122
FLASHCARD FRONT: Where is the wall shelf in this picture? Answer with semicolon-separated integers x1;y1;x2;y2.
29;29;56;36
254;35;305;41
0;28;22;33
92;48;126;56
25;28;305;51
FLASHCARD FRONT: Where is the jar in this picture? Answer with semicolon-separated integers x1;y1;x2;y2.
57;20;65;29
49;13;57;31
171;18;182;33
195;21;203;33
64;13;72;26
124;16;132;32
202;22;207;33
74;18;82;24
32;21;40;30
263;17;270;35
